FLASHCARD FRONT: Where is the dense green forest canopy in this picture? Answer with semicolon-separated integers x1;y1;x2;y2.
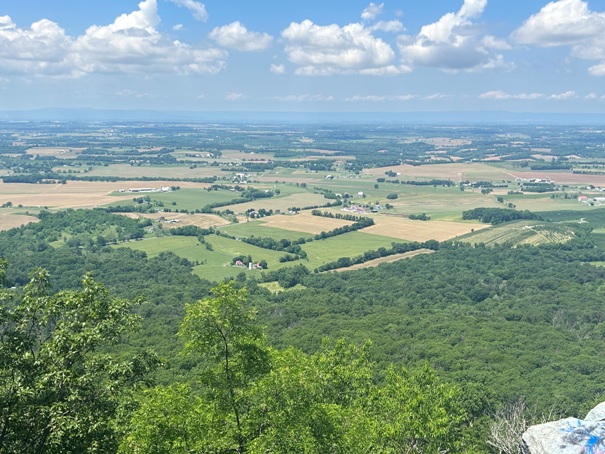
1;210;605;425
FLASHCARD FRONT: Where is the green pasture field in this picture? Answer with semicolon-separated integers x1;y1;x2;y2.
503;193;591;212
114;234;284;281
220;221;312;241
114;227;403;281
538;208;605;226
266;183;307;197
115;236;204;262
104;187;273;212
221;193;328;214
196;234;293;280
302;231;404;269
150;188;240;211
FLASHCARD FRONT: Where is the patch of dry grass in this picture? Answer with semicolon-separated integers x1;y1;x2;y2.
0;180;211;209
0;213;39;231
333;249;434;272
364;215;487;241
260;211;353;234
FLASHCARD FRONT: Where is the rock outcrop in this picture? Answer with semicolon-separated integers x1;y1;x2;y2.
523;403;605;453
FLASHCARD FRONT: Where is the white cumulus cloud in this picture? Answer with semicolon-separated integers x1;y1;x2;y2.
361;3;384;21
513;0;605;76
209;22;273;52
270;64;285;74
281;19;406;76
71;0;226;75
0;0;227;78
589;62;605;76
370;20;404;33
397;0;510;71
424;93;452;100
225;92;244;101
512;0;604;46
549;90;577;100
272;94;334;102
168;0;208;22
345;94;416;102
479;90;578;100
0;16;73;76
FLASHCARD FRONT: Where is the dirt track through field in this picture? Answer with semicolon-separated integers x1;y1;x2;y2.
332;249;435;272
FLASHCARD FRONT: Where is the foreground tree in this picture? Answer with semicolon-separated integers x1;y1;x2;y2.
179;282;271;452
0;263;159;453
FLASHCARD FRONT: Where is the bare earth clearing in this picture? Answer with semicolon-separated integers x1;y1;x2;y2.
0;213;39;231
365;215;487;241
260;211;354;234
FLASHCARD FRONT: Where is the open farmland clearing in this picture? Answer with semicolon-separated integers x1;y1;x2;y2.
0;180;215;210
365;215;487;241
25;147;85;159
0;181;133;209
259;211;354;234
302;231;402;269
86;164;221;179
458;220;577;246
221;193;328;214
364;163;512;182
332;249;435;272
120;212;230;229
221;221;310;241
0;213;39;231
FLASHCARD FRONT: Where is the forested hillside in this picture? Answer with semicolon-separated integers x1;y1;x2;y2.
3;209;605;451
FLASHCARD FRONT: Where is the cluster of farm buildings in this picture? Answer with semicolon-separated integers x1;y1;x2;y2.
119;187;172;193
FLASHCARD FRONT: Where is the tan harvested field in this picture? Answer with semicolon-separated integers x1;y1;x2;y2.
256;174;323;184
333;249;434;272
364;163;512;182
0;180;210;209
0;213;39;231
220;149;273;161
26;147;85;159
364;215;487;241
507;170;605;185
120;212;230;229
260;211;353;234
86;164;221;179
221;193;328;213
363;162;605;187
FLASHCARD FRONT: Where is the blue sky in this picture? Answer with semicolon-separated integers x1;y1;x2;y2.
1;0;605;113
